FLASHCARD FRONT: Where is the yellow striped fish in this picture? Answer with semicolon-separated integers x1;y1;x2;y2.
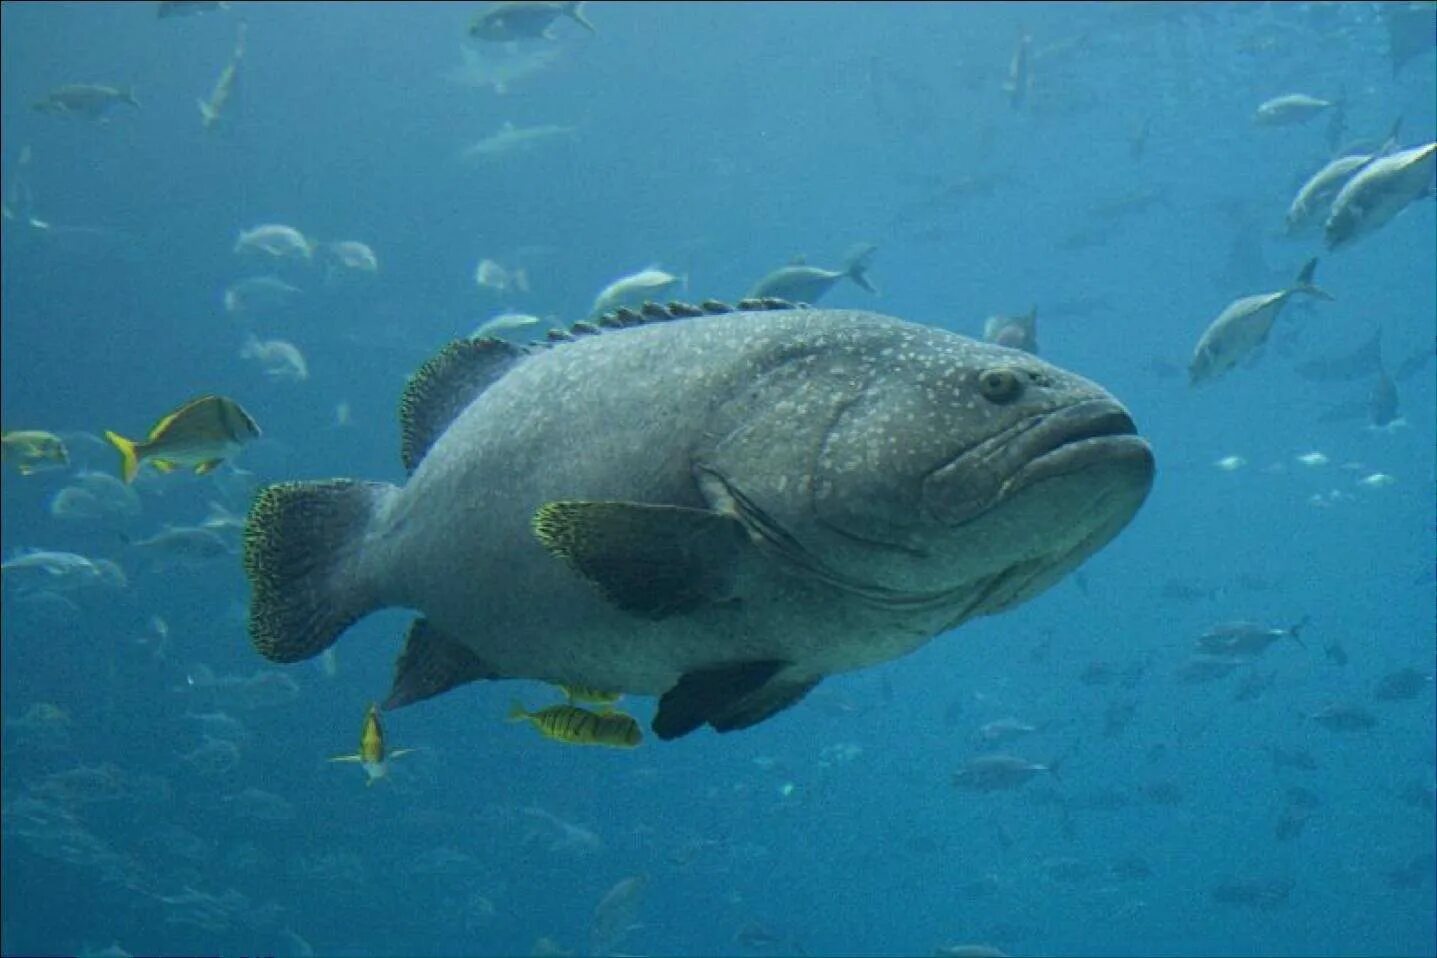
104;394;260;484
329;702;415;785
507;701;642;748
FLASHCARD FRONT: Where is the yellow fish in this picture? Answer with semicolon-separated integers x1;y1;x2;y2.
508;701;642;748
556;684;623;709
328;702;415;785
104;395;260;484
1;430;69;476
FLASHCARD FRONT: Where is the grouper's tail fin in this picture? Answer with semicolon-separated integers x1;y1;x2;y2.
243;479;393;663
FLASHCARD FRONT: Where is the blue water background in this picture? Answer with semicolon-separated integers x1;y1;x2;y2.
2;3;1434;956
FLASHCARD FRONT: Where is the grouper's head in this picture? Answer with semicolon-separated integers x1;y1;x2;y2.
698;311;1154;627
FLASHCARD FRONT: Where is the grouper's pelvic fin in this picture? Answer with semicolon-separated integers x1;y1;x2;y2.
243;479;393;663
653;660;820;740
384;617;498;710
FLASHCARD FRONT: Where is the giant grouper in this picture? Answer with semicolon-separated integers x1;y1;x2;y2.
243;298;1154;739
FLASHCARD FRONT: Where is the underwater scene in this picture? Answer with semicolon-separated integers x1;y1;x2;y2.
1;3;1434;957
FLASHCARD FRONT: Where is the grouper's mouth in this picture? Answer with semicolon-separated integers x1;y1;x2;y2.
924;399;1154;527
1001;400;1151;495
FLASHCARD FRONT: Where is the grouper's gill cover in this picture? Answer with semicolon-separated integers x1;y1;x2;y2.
243;302;1155;740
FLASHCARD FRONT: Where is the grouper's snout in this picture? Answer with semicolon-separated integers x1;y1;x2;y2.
923;398;1154;528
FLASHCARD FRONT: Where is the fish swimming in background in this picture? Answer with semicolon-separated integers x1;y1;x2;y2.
1188;259;1333;386
474;257;529;293
329;703;415;785
1324;141;1437;251
198;20;246;130
223;275;303;316
1253;93;1336;127
473;312;545;339
241;301;1152;741
1196;617;1307;657
1283;120;1403;236
1306;703;1378;732
127;525;237;564
460;121;578;161
240;334;309;382
234;223;313;261
982;307;1038;354
33;84;139;120
746;244;877;303
321;240;380;280
1;549;127;593
2;430;69;476
508;701;642;747
590;265;684;315
104;395;260;484
952;754;1061;791
1003;29;1032;109
468;1;595;42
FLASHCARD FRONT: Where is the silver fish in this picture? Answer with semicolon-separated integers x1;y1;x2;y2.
33;84;139;120
1188;259;1333;386
1325;141;1437;250
747;244;877;304
1254;93;1335;127
469;1;595;42
952;754;1060;791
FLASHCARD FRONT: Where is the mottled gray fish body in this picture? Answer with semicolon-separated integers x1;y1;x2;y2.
244;305;1153;739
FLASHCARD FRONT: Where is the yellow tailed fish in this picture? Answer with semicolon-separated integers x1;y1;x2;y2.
507;701;642;748
329;702;415;785
2;430;70;476
104;394;260;484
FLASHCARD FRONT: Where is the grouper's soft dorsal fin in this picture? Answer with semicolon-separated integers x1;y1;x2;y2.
399;337;522;473
531;499;748;618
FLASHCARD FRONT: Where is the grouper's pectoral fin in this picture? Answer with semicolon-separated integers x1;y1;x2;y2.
653;660;820;740
531;500;748;619
383;617;498;710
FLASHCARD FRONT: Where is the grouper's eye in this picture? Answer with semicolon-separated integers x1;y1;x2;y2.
979;367;1025;404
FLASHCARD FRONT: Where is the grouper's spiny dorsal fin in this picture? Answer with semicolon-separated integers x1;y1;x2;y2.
399;337;523;474
398;299;804;473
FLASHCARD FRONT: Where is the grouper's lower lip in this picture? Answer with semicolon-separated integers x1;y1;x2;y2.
1001;400;1152;493
1007;432;1155;494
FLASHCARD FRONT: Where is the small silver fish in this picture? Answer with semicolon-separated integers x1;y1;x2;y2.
1254;93;1335;127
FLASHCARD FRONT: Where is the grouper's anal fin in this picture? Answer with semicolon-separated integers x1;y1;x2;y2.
384;617;498;710
531;500;748;619
654;661;819;740
399;337;523;474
